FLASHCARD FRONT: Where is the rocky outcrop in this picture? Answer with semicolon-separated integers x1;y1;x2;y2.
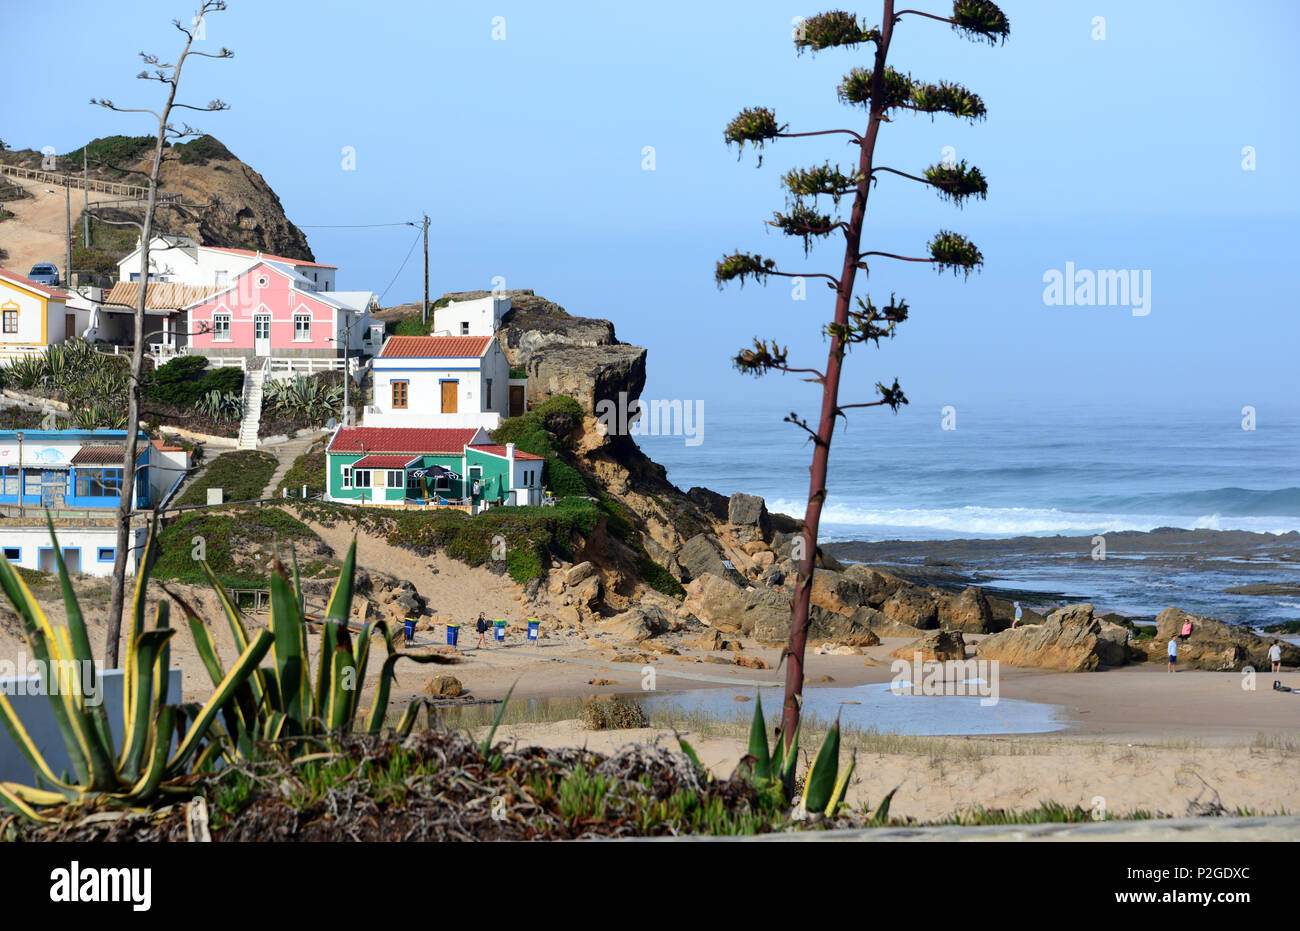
975;603;1132;672
677;533;744;586
881;586;939;630
601;605;674;644
1131;607;1300;671
728;493;771;544
938;585;998;634
527;343;647;415
891;630;967;662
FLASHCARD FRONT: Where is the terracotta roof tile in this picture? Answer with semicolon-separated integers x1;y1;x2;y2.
0;268;71;301
470;444;545;461
379;335;493;359
205;246;337;269
328;427;482;456
103;281;221;311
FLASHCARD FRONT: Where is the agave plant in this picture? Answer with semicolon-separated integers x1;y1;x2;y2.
165;540;453;758
0;519;272;822
4;354;47;390
195;389;243;423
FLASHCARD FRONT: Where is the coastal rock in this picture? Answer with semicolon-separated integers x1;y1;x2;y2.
938;586;997;634
733;654;770;670
975;603;1128;672
851;605;929;639
526;343;647;415
890;630;967;663
728;493;771;544
423;675;463;698
1142;607;1300;671
570;573;603;609
686;486;730;521
677;534;745;586
810;569;869;616
808;607;881;647
565;561;598;586
882;587;939;630
841;565;904;607
601;605;672;643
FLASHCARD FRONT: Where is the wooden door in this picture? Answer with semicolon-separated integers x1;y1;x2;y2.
440;380;458;414
509;385;525;417
65;314;76;342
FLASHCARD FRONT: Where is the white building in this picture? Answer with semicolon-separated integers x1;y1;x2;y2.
0;269;86;361
117;234;338;292
431;295;509;337
365;335;511;430
0;524;149;577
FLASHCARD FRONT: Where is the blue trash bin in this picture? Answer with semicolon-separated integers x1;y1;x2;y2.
404;617;416;643
526;618;540;642
493;619;507;642
446;624;460;647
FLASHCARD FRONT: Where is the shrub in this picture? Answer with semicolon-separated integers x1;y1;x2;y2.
174;134;234;166
177;450;277;506
544;459;587;497
144;356;243;406
579;697;649;730
154;507;316;587
390;317;430;336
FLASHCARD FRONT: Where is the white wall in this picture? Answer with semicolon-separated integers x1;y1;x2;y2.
367;342;510;430
0;283;59;351
432;296;509;337
0;525;148;577
149;447;191;505
119;238;336;290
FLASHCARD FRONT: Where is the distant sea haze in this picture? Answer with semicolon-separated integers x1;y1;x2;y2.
639;402;1300;542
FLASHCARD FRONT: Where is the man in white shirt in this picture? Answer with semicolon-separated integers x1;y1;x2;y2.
1167;637;1178;673
1269;640;1283;674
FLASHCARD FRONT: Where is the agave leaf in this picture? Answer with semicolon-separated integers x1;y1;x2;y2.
0;783;58;823
676;733;707;777
825;752;855;816
314;620;339;721
747;693;771;784
870;785;900;826
199;561;266;706
802;713;842;814
327;641;356;731
168;628;274;772
478;681;517;754
778;716;802;799
0;690;75;795
118;628;175;783
267;568;306;724
395;698;427;738
124;704;175;801
363;649;456;734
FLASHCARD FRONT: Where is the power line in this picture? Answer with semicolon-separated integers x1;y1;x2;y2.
298;221;417;229
378;226;425;302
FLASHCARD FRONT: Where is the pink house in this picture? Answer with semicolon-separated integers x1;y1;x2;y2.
182;260;376;371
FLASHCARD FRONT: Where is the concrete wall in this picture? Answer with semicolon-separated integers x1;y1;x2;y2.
0;667;182;784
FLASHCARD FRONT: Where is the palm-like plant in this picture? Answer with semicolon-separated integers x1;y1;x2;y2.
0;519;272;822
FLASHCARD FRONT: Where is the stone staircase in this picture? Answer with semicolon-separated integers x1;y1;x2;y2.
237;365;266;450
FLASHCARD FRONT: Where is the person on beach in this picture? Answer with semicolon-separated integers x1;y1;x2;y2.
1269;640;1283;674
1180;618;1193;641
1167;636;1178;672
1012;601;1022;629
475;612;489;649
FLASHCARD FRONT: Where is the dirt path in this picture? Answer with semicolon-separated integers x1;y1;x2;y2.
0;175;118;276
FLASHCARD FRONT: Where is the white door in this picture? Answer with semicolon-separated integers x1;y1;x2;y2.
254;314;271;356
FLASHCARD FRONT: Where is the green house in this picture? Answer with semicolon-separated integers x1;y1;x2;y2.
325;426;545;508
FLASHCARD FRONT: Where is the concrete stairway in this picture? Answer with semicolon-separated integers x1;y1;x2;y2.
237;366;265;450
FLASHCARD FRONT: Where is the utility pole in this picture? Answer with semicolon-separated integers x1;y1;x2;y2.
64;173;72;287
342;311;351;425
421;213;430;328
82;148;89;248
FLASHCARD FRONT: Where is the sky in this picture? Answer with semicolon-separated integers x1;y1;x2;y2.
3;0;1298;419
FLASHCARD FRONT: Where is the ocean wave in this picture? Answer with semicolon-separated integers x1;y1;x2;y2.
766;500;1300;538
1068;487;1300;517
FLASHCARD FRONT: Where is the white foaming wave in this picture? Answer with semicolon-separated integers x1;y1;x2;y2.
766;500;1300;538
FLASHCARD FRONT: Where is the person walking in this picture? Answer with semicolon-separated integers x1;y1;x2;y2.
1012;601;1023;629
1167;635;1178;673
475;611;489;649
1269;639;1283;674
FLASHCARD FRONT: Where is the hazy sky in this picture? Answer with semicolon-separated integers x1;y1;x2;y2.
4;0;1298;416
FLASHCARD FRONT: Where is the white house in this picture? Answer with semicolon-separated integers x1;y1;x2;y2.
432;294;509;337
0;269;80;361
365;334;511;430
117;234;338;292
0;525;149;578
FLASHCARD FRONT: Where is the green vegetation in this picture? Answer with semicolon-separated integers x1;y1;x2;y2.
390;317;431;336
62;135;155;177
579;697;649;730
493;396;589;496
261;374;342;423
154;507;316;587
1262;620;1300;634
176;450;278;507
173;134;234;166
277;450;326;496
1;340;130;428
144;356;244;406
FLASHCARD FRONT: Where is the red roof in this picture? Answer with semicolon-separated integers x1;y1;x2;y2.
0;268;71;301
152;438;186;453
470;444;544;461
329;426;482;456
205;246;337;269
379;335;494;359
352;454;419;469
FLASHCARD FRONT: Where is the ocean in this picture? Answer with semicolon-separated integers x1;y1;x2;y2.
637;400;1300;625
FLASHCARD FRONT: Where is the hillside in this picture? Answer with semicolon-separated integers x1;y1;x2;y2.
0;135;312;278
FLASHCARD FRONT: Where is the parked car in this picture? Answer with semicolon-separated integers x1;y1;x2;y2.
27;263;60;286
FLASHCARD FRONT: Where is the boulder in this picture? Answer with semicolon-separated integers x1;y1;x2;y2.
728;493;771;544
938;586;997;634
1146;607;1300;670
975;603;1129;672
601;605;673;643
841;564;904;607
890;630;967;663
808;606;880;647
565;561;598;586
810;569;872;616
423;675;463;698
882;587;939;629
678;533;745;586
686;486;730;522
526;343;647;414
850;604;928;639
571;574;603;609
733;654;770;670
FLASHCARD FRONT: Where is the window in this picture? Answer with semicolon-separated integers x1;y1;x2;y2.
24;469;41;497
386;470;404;489
2;304;18;334
342;466;352;489
485;378;492;407
75;468;123;498
97;547;115;563
353;470;371;488
0;467;16;496
460;321;470;335
214;270;228;287
213;313;231;341
391;380;408;409
2;547;19;561
294;313;312;341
